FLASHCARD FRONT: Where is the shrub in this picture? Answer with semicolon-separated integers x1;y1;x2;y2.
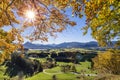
60;65;71;73
70;65;77;72
4;53;43;78
38;53;48;58
42;58;56;69
51;53;57;58
92;50;120;74
60;64;77;73
55;57;74;62
58;52;67;57
52;75;57;80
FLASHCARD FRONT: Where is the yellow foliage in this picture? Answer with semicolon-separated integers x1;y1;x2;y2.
0;0;77;63
0;0;119;64
0;29;23;64
83;0;120;46
92;50;120;74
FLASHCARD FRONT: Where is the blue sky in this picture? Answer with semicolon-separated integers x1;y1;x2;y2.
3;8;96;44
31;8;96;44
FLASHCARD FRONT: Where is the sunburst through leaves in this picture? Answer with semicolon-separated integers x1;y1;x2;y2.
24;10;36;22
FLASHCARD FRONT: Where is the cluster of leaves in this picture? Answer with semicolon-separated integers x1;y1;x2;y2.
0;0;77;63
82;0;120;46
0;0;19;27
0;29;23;63
52;0;120;47
12;0;76;41
92;50;120;74
0;0;120;63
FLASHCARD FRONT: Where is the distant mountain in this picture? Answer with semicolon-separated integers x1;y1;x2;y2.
23;41;99;49
56;42;83;48
84;41;98;47
23;42;54;49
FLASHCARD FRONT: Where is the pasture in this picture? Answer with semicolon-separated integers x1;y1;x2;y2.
0;48;99;80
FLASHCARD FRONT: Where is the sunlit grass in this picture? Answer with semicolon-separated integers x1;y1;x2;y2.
0;66;9;80
25;61;97;80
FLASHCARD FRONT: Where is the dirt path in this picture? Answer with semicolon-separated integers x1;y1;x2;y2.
43;69;62;75
43;69;97;77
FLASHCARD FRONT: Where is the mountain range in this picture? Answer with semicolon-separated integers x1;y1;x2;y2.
23;41;101;49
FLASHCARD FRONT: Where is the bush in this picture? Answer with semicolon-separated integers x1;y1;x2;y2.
46;58;53;62
51;53;57;58
92;50;120;74
60;65;71;73
4;53;43;78
70;65;77;72
38;53;48;58
55;57;74;62
52;75;57;80
42;58;56;69
60;64;77;73
58;52;67;58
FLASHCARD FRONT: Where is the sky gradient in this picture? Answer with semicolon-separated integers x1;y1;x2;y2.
3;8;96;44
31;8;96;44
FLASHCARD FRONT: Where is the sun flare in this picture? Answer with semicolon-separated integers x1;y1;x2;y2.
25;10;36;21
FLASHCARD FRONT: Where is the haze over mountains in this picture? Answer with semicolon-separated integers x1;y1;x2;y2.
23;41;119;50
23;41;100;49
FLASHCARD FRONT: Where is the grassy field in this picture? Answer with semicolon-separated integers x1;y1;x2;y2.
26;72;77;80
28;48;99;54
0;48;98;80
26;61;96;80
0;66;9;80
45;67;61;73
0;60;96;80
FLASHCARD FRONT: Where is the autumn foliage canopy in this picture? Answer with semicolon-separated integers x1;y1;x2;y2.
0;0;120;63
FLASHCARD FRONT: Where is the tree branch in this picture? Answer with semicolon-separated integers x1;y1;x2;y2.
6;0;16;10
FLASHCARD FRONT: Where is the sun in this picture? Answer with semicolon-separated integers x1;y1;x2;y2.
25;10;36;22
